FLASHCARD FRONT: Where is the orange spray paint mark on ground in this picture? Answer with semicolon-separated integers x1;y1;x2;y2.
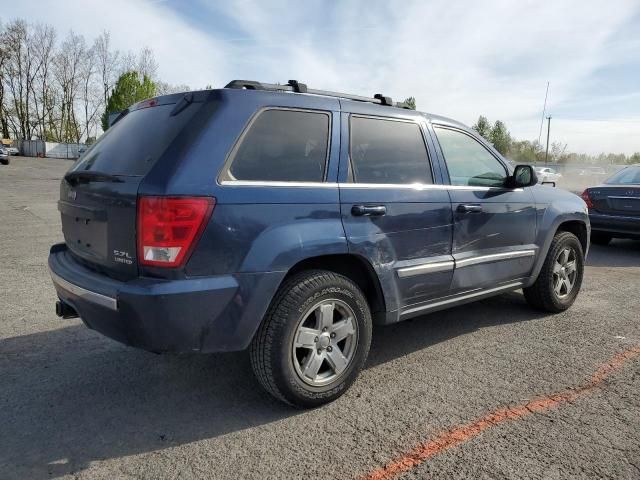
362;345;640;480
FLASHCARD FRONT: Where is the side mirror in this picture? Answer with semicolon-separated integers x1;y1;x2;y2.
507;165;537;188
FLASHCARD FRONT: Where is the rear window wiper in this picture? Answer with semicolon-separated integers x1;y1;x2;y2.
65;171;125;185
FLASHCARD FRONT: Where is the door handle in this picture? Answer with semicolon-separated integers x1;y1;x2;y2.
351;205;387;217
457;204;483;213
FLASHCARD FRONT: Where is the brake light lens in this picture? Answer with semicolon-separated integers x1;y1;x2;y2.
580;189;594;209
137;196;215;267
135;98;158;110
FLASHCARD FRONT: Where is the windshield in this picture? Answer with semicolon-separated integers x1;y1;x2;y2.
71;103;201;177
605;167;640;185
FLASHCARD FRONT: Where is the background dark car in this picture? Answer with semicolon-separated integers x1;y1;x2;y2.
0;147;9;165
582;166;640;244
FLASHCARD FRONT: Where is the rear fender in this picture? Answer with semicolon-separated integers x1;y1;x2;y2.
240;218;349;272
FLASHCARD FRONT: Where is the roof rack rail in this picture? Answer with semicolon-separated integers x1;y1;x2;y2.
225;79;409;108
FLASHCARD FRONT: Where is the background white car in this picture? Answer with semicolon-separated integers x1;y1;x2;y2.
535;167;562;183
7;146;18;155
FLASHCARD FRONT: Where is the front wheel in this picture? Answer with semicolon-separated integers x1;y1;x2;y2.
250;270;372;408
524;231;584;313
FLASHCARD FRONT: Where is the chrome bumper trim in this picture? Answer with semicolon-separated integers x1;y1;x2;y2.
50;270;118;311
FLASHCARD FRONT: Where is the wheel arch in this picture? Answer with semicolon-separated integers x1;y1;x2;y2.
556;220;588;254
526;215;590;287
284;253;387;316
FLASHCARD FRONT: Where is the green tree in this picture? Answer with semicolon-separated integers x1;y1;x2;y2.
489;120;512;155
551;141;568;163
628;152;640;165
510;140;545;163
101;71;157;131
472;115;491;140
403;96;416;110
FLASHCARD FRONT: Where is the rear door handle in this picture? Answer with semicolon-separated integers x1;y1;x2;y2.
457;203;483;213
351;205;387;217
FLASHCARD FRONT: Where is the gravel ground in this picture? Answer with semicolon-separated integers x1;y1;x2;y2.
1;156;639;480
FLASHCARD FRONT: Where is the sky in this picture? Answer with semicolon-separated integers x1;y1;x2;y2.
3;0;640;155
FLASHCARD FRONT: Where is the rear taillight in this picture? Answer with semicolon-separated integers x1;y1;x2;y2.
580;189;594;209
137;196;215;268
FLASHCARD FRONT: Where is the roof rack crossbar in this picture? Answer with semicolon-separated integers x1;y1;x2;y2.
224;79;400;107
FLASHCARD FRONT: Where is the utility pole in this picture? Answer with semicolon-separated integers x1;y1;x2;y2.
544;115;552;166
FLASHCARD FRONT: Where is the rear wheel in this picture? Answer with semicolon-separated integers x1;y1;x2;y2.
524;231;584;313
250;270;372;408
591;232;612;246
0;158;8;165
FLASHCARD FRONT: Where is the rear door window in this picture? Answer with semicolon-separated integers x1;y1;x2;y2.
349;116;433;184
72;103;201;177
222;109;330;182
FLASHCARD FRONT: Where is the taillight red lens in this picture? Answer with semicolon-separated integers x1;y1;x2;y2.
137;196;215;267
580;189;594;209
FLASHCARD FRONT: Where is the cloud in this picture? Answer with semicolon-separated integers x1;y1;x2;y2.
5;0;640;154
4;0;230;88
202;0;640;153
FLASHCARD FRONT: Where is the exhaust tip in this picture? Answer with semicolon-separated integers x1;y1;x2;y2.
56;300;78;319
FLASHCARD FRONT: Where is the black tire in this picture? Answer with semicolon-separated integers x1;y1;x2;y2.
523;231;584;313
591;232;612;246
250;270;372;408
0;158;8;165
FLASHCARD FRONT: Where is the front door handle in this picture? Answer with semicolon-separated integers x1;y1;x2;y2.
351;205;387;217
457;203;483;213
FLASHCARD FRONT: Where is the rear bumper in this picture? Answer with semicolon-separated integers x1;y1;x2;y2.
48;243;285;353
589;212;640;239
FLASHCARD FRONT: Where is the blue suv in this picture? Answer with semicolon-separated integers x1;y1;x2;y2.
49;80;590;407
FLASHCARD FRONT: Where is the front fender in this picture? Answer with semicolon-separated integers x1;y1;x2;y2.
526;187;590;286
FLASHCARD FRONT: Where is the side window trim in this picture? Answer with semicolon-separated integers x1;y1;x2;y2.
347;113;435;185
432;124;509;187
217;106;333;185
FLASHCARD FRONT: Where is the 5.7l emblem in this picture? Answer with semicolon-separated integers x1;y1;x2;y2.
113;250;133;265
67;190;77;200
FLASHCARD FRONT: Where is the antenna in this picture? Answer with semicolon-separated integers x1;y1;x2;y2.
544;115;552;166
537;81;549;145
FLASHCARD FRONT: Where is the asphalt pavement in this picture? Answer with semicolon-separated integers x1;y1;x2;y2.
1;156;639;479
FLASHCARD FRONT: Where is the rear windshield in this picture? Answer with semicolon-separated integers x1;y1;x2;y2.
605;167;640;185
71;103;200;176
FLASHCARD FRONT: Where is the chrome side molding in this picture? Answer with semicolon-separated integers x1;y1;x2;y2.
397;260;455;278
455;250;536;268
396;249;535;278
400;281;524;317
219;180;523;192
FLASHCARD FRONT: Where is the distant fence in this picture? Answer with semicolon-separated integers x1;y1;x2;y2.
18;139;46;157
45;142;83;159
16;140;86;159
523;162;627;175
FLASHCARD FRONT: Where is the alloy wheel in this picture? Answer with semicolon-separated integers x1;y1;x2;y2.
291;299;359;387
552;247;577;299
